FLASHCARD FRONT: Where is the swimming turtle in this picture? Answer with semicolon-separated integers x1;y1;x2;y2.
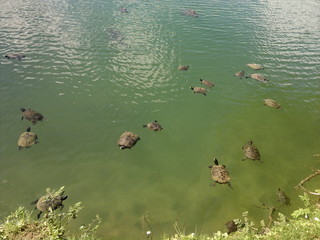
277;188;291;206
183;9;199;17
233;71;245;78
200;79;214;88
4;53;25;60
177;65;189;71
117;131;140;149
20;108;45;124
143;120;163;132
190;87;206;96
247;63;264;70
242;140;260;161
246;73;269;82
32;187;68;219
208;158;232;188
264;99;280;109
17;127;38;150
225;220;237;234
120;8;129;13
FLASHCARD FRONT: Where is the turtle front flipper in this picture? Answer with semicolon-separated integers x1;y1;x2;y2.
37;211;43;219
227;182;233;189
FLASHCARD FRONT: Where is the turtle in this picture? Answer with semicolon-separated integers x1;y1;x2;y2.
233;70;245;78
247;63;264;70
208;158;232;188
183;9;199;17
246;73;269;82
20;108;45;124
190;86;206;96
120;8;129;13
177;65;189;71
32;187;68;219
4;53;25;60
264;99;281;109
143;120;163;132
276;188;291;206
242;140;260;161
200;79;215;88
117;131;140;149
225;220;237;234
17;127;38;150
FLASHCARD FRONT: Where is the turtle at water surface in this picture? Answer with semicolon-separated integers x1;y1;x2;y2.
264;99;281;109
277;188;291;206
200;79;215;88
177;65;189;71
190;86;206;96
226;220;237;234
17;127;38;150
117;131;140;149
246;73;269;82
242;140;261;161
183;9;199;17
247;63;264;70
20;108;45;124
233;70;245;78
32;186;68;219
208;158;232;188
143;120;163;132
4;53;25;60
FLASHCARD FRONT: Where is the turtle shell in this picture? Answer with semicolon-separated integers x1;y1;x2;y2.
18;128;38;150
21;108;44;124
250;73;269;82
117;131;140;149
144;121;163;131
242;141;260;160
36;194;65;212
247;63;264;70
210;165;230;184
264;99;280;109
200;79;214;88
5;53;25;60
191;87;206;95
177;65;189;71
234;71;245;78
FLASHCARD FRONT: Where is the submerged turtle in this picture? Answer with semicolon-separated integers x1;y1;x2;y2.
233;70;245;78
264;99;281;109
17;127;38;150
277;188;291;206
200;79;215;88
242;140;260;161
143;120;163;132
20;108;45;124
247;63;264;70
226;220;237;234
183;9;199;17
4;53;25;60
190;86;206;96
177;65;189;71
120;8;129;13
117;131;140;149
32;187;68;219
246;73;269;82
208;158;231;188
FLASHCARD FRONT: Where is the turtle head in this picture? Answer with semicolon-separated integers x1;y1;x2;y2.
200;79;203;82
20;108;26;112
214;158;219;165
248;140;253;144
61;195;68;201
26;127;31;132
190;86;194;90
142;124;147;128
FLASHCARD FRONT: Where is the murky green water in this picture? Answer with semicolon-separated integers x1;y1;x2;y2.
0;0;319;239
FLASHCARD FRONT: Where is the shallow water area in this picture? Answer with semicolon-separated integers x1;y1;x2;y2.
0;0;320;239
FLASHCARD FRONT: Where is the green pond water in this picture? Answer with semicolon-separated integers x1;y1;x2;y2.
0;0;319;239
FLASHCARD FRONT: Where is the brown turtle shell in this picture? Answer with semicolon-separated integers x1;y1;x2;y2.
17;127;38;150
117;131;140;149
242;141;260;161
21;108;45;124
